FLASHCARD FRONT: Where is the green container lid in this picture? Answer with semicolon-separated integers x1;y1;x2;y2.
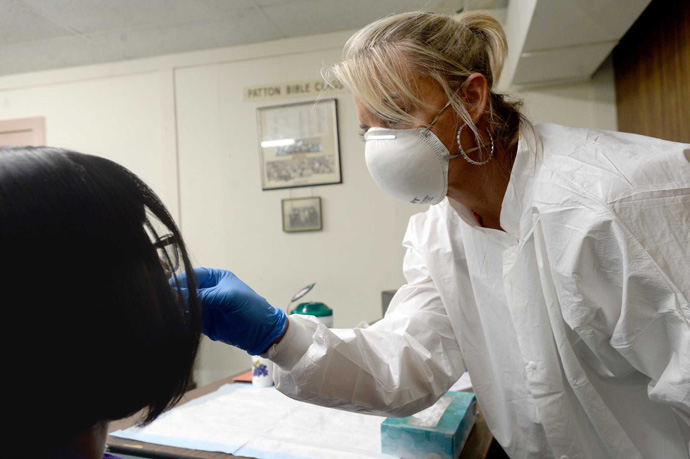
291;301;333;317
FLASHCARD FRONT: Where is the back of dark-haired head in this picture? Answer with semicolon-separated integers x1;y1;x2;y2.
0;147;202;455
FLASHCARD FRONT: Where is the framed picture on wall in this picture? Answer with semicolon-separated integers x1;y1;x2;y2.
257;99;341;190
282;197;322;232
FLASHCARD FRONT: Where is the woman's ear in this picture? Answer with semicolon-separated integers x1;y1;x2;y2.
460;73;489;124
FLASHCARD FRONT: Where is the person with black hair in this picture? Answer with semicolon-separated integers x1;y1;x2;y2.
0;146;202;459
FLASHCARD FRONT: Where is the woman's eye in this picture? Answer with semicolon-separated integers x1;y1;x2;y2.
386;119;406;129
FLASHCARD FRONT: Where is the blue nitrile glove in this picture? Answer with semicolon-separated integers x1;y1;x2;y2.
173;268;287;355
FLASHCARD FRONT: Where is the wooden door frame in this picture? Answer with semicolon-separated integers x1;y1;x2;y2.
0;116;45;146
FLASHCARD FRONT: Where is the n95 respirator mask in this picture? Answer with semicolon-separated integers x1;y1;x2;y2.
364;127;459;205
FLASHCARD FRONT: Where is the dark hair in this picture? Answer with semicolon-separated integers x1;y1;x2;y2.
0;147;202;452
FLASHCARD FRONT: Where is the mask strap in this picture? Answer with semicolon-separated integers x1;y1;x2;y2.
425;100;453;130
448;144;488;159
426;97;494;164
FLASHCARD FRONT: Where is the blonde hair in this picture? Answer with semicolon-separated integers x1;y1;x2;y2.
325;11;530;163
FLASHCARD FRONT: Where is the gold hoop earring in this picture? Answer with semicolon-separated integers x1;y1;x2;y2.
456;125;494;166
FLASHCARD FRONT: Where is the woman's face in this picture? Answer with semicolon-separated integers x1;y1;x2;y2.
353;71;492;202
354;74;460;156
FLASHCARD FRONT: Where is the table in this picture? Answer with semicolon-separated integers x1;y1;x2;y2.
106;374;498;459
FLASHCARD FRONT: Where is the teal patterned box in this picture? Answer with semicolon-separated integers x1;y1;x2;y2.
381;391;477;459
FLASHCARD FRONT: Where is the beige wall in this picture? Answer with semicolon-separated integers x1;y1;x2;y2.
0;32;616;386
0;71;179;219
517;56;617;131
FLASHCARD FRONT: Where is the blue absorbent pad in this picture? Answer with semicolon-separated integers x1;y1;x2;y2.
110;383;390;459
111;384;310;459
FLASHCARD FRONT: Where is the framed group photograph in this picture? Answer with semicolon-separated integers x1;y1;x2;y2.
282;197;322;233
257;99;341;190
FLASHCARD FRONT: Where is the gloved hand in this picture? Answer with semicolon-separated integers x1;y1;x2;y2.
174;268;287;355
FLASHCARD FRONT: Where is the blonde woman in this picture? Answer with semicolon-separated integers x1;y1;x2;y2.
187;12;690;458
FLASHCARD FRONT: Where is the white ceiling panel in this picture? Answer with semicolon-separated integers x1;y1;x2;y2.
0;0;71;46
86;7;282;61
0;0;445;76
512;40;616;85
0;33;122;76
260;0;445;38
523;0;650;52
0;0;652;85
253;0;313;6
20;0;257;33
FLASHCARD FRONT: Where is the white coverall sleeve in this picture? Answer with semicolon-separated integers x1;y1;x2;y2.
606;220;690;432
537;188;690;435
266;237;466;417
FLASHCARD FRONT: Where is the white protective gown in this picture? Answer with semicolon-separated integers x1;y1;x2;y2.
266;124;690;459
